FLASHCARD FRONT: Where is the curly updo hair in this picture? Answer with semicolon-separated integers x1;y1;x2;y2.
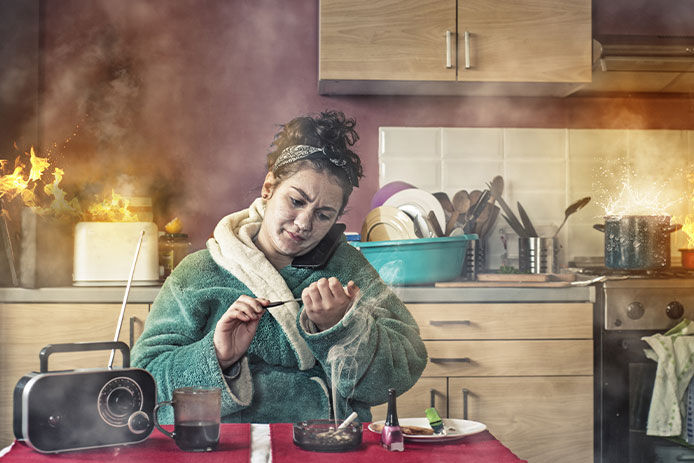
267;110;364;214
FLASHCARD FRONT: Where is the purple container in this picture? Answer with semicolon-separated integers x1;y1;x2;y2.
370;181;415;210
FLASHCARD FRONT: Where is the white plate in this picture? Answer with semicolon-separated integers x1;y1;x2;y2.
383;189;446;235
368;418;486;443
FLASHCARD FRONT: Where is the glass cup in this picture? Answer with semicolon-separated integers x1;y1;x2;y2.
153;387;221;451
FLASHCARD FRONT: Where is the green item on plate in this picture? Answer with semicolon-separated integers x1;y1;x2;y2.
425;407;444;434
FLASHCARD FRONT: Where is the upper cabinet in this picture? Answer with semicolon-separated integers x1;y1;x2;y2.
318;0;592;96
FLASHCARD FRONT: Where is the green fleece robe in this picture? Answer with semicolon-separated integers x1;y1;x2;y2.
132;198;427;424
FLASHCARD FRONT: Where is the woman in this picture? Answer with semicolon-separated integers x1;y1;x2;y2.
132;110;427;424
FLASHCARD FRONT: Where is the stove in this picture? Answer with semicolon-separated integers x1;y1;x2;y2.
589;267;694;462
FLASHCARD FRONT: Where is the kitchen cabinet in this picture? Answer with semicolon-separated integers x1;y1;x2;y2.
0;303;149;447
319;0;591;96
383;302;593;463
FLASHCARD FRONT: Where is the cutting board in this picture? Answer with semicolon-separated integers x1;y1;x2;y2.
435;272;576;287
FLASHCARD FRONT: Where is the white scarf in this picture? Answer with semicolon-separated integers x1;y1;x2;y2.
206;198;315;370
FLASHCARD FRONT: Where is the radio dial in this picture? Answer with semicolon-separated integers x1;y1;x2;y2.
627;302;645;320
127;411;151;434
666;301;684;320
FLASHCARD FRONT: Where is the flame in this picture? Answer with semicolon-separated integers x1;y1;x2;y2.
680;171;694;248
84;190;138;222
1;145;140;222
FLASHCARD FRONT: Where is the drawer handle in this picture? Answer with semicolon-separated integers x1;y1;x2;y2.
430;389;436;409
462;388;469;420
430;357;471;363
429;320;471;326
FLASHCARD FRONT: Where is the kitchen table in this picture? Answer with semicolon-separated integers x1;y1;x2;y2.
1;423;525;462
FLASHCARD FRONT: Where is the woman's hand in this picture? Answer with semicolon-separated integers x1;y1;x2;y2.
214;295;267;370
302;277;359;331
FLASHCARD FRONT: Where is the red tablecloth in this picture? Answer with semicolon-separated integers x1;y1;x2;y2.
270;423;527;463
1;423;250;462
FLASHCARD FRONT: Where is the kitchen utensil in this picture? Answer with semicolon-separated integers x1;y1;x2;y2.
518;237;558;274
351;235;475;285
154;387;221;452
398;203;431;238
516;202;538;237
428;210;445;237
479;205;500;240
0;209;18;286
494;196;526;237
462;190;491;233
370;181;415;209
432;192;454;215
266;297;303;308
448;190;470;235
360;206;417;241
488;176;504;203
292;419;362;452
593;215;682;270
383;188;446;235
553;196;591;238
73;222;160;286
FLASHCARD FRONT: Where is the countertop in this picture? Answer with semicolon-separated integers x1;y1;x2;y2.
0;284;595;304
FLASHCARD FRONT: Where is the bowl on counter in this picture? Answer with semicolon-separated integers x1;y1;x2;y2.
351;235;477;285
292;419;362;452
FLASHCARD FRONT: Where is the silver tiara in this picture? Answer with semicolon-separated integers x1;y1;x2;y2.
273;144;357;186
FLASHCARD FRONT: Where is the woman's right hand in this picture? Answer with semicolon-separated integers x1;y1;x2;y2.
214;295;267;370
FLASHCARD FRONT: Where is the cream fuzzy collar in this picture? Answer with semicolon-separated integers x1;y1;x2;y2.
206;197;315;370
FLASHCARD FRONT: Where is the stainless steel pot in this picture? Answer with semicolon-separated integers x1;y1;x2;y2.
593;215;682;270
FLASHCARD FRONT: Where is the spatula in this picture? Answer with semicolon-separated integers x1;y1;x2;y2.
516;201;538;237
553;196;591;238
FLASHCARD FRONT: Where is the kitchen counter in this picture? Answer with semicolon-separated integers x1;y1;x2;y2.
0;284;595;304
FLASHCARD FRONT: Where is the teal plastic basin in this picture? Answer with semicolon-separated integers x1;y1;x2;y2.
351;235;477;285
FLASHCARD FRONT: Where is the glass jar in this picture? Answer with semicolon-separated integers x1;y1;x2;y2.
159;233;191;278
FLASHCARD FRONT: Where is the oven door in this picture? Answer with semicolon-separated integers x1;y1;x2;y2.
600;331;694;462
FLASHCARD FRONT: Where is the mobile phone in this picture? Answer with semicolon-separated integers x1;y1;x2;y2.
291;223;346;269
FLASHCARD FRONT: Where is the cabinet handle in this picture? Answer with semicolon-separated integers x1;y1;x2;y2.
462;388;469;420
429;320;471;326
464;31;471;69
445;30;453;68
430;357;471;363
429;389;437;408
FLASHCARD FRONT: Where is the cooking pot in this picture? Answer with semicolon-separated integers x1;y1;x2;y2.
593;215;682;270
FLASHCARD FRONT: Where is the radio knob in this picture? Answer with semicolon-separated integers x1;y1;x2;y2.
666;301;685;320
127;411;151;434
627;302;645;320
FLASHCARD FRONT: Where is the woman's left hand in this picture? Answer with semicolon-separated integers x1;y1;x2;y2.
302;277;359;331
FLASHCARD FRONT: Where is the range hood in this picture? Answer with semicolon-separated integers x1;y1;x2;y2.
574;35;694;94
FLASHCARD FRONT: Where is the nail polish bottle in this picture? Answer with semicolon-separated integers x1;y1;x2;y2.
381;388;404;451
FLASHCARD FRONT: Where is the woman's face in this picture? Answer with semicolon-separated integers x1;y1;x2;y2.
258;168;344;267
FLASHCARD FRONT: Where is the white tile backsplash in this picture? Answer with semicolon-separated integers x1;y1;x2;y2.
378;127;694;270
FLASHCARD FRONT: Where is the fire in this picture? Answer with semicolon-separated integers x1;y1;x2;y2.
679;171;694;248
84;191;138;222
0;145;140;222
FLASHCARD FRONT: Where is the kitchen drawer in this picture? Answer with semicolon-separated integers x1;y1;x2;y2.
423;340;593;376
408;303;593;340
0;303;149;447
370;377;447;421
449;376;593;463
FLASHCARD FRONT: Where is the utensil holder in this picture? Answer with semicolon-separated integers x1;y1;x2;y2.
518;237;557;274
462;239;485;280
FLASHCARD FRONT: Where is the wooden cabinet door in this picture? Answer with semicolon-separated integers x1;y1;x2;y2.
458;0;591;83
0;303;149;447
319;0;456;81
449;376;593;463
370;377;447;422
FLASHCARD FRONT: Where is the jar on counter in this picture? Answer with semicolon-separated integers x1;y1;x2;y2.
159;233;192;278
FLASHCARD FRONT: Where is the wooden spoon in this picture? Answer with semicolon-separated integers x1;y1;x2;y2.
553;196;591;238
448;190;470;235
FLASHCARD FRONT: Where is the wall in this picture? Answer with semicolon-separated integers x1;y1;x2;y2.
1;0;693;252
380;127;694;269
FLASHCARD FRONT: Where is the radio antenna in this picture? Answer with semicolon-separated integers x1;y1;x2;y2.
108;229;146;368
